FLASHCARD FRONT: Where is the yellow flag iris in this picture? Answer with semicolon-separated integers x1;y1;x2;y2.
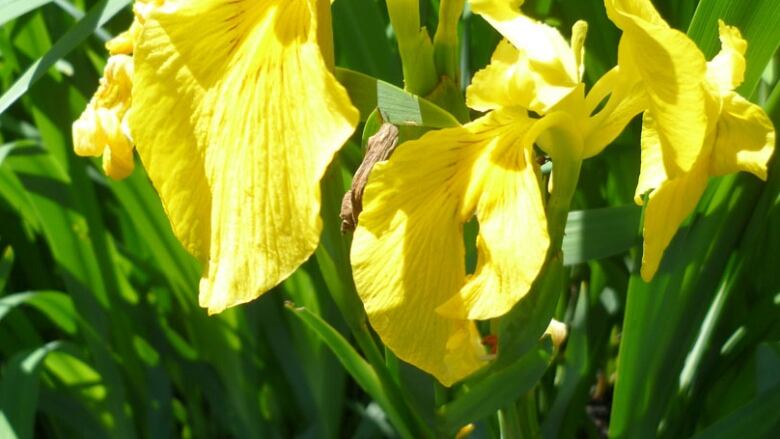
351;0;626;386
74;0;358;313
606;0;776;280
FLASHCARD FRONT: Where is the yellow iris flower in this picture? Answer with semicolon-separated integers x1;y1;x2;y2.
74;0;358;313
351;0;639;386
606;0;776;280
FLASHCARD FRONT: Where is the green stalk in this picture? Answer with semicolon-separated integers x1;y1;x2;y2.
433;0;465;80
386;0;438;95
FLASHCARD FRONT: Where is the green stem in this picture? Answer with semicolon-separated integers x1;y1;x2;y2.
517;391;541;438
433;0;465;80
386;0;438;95
498;402;523;438
546;159;583;251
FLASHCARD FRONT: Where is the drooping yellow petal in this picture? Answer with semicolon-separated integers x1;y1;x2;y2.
706;20;747;94
636;111;710;280
709;93;775;180
640;167;709;280
352;109;547;385
132;0;358;313
469;0;581;113
72;54;135;179
438;113;549;320
606;0;708;176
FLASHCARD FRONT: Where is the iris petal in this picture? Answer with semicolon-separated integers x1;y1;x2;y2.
710;94;775;180
469;0;581;113
607;0;708;176
353;110;546;385
132;0;358;313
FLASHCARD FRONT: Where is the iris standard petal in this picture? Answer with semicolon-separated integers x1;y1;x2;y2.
709;94;775;180
607;0;708;176
706;20;747;94
469;0;580;113
466;39;525;112
132;0;358;313
353;110;543;385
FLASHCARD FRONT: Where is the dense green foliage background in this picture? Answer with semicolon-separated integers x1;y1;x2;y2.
0;0;778;437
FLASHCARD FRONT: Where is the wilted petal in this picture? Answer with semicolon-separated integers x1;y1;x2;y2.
607;0;708;176
72;54;135;179
709;94;775;180
132;0;358;313
352;110;546;385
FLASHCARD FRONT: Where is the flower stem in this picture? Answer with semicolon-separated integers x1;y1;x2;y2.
546;159;582;251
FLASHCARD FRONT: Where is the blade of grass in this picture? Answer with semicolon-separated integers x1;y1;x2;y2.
0;0;131;115
285;302;419;439
0;0;54;28
0;341;65;439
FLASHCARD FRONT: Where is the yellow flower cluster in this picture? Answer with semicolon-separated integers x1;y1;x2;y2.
74;0;774;386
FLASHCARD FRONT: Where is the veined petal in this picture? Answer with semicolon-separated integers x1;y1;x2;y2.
353;110;542;385
706;20;747;94
469;0;580;112
636;111;710;280
438;113;549;320
132;0;358;313
709;93;775;180
608;0;708;176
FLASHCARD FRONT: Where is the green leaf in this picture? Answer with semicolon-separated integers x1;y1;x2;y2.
0;246;13;292
689;382;780;439
285;302;417;439
562;205;641;266
0;341;65;439
0;0;53;28
0;290;77;334
0;0;131;115
336;67;460;128
437;341;553;436
687;0;780;97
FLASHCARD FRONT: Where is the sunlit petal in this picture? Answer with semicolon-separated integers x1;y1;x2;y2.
353;110;545;385
469;0;581;113
438;114;548;320
607;0;708;176
709;94;775;180
132;0;357;313
641;166;709;281
706;20;747;94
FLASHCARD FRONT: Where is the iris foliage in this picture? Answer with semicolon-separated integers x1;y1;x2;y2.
0;0;778;438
